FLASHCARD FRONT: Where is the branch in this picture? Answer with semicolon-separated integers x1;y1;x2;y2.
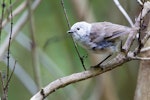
30;53;128;100
122;1;150;53
0;0;42;60
27;0;42;89
2;1;28;29
141;46;150;53
136;0;144;6
113;0;134;27
0;0;6;41
134;4;150;99
31;49;150;100
61;0;86;70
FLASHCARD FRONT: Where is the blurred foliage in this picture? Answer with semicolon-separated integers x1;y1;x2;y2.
0;0;140;100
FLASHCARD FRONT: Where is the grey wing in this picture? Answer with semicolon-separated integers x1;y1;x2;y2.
90;22;131;43
90;23;106;43
103;22;131;41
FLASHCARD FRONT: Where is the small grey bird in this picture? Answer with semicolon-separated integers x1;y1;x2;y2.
68;21;131;54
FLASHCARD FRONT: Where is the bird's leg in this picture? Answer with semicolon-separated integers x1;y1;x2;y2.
120;40;124;52
91;54;112;70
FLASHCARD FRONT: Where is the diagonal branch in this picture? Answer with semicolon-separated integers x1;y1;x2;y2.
31;50;150;100
30;53;128;100
113;0;134;27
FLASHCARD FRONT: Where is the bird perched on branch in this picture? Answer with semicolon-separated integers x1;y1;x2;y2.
68;21;131;55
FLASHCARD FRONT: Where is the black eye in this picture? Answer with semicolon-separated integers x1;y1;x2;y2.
77;28;80;30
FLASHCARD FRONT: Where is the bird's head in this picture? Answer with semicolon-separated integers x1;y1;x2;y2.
68;22;92;40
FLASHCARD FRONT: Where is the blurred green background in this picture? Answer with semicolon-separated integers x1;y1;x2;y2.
0;0;140;100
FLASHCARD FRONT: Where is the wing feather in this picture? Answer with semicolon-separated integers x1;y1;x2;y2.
90;22;131;43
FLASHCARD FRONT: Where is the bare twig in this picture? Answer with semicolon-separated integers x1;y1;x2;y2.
61;0;86;70
27;0;41;89
141;46;150;52
122;1;150;53
134;31;150;54
6;0;13;82
0;60;16;100
3;55;38;94
137;0;144;5
0;0;42;60
0;0;14;99
130;56;150;60
2;1;27;29
127;51;150;60
5;60;16;90
113;0;134;27
60;0;70;28
0;0;6;42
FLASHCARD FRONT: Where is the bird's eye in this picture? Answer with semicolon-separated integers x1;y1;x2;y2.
77;28;80;30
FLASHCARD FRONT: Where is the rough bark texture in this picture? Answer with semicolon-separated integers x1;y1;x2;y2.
134;14;150;100
134;50;150;100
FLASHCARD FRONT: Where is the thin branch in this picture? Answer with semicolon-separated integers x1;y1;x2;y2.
131;56;150;60
1;0;14;99
60;0;70;28
6;0;13;82
134;31;150;54
3;55;38;94
27;0;41;89
113;0;134;27
141;46;150;52
0;0;42;60
122;1;150;53
61;0;86;70
137;0;144;5
0;0;6;42
127;51;150;60
2;1;27;29
5;60;16;90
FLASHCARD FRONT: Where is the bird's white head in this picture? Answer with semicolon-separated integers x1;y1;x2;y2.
68;22;92;41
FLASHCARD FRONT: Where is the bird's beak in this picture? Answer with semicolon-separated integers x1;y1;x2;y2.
67;30;73;34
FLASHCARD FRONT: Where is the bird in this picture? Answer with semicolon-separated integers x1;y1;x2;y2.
68;21;131;54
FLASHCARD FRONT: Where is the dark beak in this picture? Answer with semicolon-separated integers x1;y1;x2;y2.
67;30;73;34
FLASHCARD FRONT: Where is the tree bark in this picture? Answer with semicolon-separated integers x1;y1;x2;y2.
134;14;150;100
134;50;150;100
